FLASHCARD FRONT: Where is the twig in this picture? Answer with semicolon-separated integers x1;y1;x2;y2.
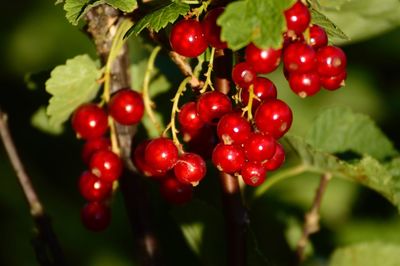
296;172;332;263
168;51;203;89
0;109;66;266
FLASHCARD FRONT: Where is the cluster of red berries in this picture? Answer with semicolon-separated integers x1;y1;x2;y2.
71;88;144;231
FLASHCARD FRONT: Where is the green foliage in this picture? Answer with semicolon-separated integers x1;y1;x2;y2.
124;1;190;38
306;107;398;160
31;107;64;135
45;54;101;128
329;242;400;266
218;0;295;50
310;8;349;41
106;0;137;12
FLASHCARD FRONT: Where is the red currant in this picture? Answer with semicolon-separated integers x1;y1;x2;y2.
186;125;218;160
316;46;347;76
232;62;256;89
90;150;122;182
309;25;328;50
283;42;316;73
160;177;193;205
245;43;282;74
174;153;206;185
81;137;111;165
170;19;208;58
109;89;144;125
71;104;108;139
254;99;293;139
320;71;347;91
217;112;252;145
196;91;232;124
284;1;310;34
289;72;321;97
202;7;227;49
178;102;204;132
132;140;167;178
212;143;245;174
243;132;276;162
144;138;178;172
81;201;111;232
240;161;267;187
240;77;277;111
78;171;112;201
262;142;285;171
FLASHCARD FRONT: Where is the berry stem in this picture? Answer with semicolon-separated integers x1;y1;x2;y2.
199;47;216;93
142;45;163;135
241;84;255;121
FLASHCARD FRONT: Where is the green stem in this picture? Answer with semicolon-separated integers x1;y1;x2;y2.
200;47;216;93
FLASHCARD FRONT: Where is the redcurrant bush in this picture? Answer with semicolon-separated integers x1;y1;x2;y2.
108;89;144;125
71;104;108;139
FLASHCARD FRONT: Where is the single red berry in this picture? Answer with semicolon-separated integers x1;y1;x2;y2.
81;202;111;232
72;104;108;139
283;42;316;73
245;43;282;74
90;150;122;182
178;102;205;132
320;71;347;91
240;161;267;187
186;125;218;160
212;143;245;174
202;7;227;49
78;171;112;201
289;72;321;97
81;137;111;165
197;91;232;124
283;32;305;48
262;142;285;171
174;153;206;185
170;19;208;58
240;77;277;111
254;99;293;139
232;62;256;89
160;177;193;205
217;112;252;145
132;140;167;178
243;132;276;162
316;46;347;77
309;25;328;50
109;89;144;125
284;1;311;34
144;138;179;172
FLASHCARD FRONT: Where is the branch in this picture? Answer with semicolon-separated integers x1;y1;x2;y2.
296;172;332;263
0;109;66;266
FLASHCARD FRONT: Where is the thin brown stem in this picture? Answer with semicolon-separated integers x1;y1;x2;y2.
168;51;203;89
296;172;332;263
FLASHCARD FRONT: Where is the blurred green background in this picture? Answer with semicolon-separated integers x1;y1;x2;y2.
1;1;400;265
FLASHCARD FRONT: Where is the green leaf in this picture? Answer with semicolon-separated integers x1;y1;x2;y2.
31;107;64;135
124;1;190;38
329;242;400;266
218;0;295;50
55;0;65;4
310;8;349;41
306;107;398;161
64;0;102;25
45;54;101;128
105;0;137;12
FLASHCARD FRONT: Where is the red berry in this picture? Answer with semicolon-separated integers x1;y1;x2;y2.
212;143;245;174
144;138;178;172
170;19;208;58
202;7;227;49
320;71;347;91
289;72;321;97
243;132;276;162
160;177;193;205
284;1;310;34
90;150;122;182
81;202;111;232
109;89;144;125
283;42;316;73
72;104;108;139
316;46;347;77
217;112;252;145
132;140;167;178
254;99;293;139
245;43;282;74
262;142;285;171
178;102;205;132
78;171;112;201
81;137;111;165
186;125;218;160
232;62;256;89
240;77;277;111
174;153;206;185
309;25;328;50
240;161;267;187
197;91;232;124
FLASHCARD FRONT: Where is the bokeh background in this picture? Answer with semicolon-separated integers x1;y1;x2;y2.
1;0;400;265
